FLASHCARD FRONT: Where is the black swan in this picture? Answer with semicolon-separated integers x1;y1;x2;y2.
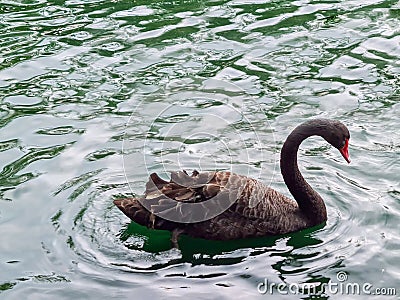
114;119;350;246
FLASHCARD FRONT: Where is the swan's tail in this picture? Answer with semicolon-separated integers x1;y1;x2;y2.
113;172;188;231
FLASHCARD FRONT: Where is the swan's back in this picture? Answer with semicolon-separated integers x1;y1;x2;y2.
114;170;311;240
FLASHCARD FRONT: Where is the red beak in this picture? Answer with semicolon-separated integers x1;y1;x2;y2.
339;138;350;163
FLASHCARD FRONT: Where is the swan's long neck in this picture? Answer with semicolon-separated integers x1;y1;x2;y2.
280;123;327;225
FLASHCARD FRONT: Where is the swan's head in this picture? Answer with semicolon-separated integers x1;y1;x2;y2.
285;118;351;164
323;120;351;163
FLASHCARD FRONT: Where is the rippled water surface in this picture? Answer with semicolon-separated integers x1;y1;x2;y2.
1;0;400;299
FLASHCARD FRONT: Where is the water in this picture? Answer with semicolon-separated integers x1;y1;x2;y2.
1;0;399;299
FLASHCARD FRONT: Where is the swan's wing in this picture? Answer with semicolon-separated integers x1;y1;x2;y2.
226;175;297;220
141;170;234;223
141;170;297;223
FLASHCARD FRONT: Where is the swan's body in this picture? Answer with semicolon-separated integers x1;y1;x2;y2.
114;119;350;244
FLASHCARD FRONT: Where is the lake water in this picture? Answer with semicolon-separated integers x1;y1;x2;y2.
1;0;399;299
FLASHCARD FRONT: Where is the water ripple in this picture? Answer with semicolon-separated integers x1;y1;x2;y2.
1;0;400;298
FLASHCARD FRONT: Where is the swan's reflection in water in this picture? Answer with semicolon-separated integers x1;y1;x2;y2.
115;220;351;298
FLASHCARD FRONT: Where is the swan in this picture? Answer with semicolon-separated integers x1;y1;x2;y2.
114;119;350;246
